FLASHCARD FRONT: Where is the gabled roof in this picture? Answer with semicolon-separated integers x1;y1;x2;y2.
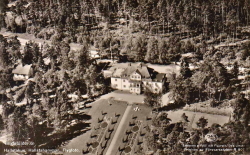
111;63;153;79
112;68;125;77
154;73;166;82
133;69;141;75
124;63;151;78
12;64;31;75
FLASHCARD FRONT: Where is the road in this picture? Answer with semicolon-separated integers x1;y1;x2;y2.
105;104;132;155
0;31;83;52
94;90;171;106
96;90;145;104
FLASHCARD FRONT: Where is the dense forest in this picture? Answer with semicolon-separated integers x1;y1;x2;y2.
1;0;250;63
3;0;250;37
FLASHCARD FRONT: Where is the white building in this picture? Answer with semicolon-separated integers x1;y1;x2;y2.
12;64;31;81
110;63;166;94
89;47;100;59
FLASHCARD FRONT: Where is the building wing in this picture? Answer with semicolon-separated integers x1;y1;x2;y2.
12;64;32;75
112;68;125;77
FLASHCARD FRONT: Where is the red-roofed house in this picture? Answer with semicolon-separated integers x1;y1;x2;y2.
111;63;166;94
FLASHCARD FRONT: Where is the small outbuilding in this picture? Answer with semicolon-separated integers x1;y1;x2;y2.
12;64;32;81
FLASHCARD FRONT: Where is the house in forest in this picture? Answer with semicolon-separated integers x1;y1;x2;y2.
89;47;100;59
110;63;166;94
12;64;32;81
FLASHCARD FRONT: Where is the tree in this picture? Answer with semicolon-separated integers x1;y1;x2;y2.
145;37;159;63
180;58;192;78
62;71;73;94
8;106;29;141
196;117;208;129
189;131;200;145
0;69;12;100
168;73;195;105
75;45;90;69
232;93;249;122
144;88;162;109
84;64;98;97
0;0;8;28
0;37;9;68
0;115;4;130
7;36;22;64
133;34;147;62
193;59;230;101
22;41;40;65
60;42;72;70
181;113;189;123
231;61;239;79
121;35;133;61
152;112;171;129
158;38;170;64
25;81;35;102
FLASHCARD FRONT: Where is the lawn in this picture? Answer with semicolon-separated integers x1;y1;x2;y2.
61;98;230;154
110;103;153;154
183;101;233;116
167;110;230;129
61;98;128;155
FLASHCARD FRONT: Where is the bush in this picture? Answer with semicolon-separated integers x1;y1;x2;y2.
15;86;25;103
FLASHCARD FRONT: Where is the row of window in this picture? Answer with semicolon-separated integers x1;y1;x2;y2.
130;88;140;92
114;78;159;87
130;84;140;87
131;75;140;79
114;79;128;82
123;84;140;88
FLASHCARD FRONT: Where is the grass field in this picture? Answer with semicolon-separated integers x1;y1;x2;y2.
61;99;128;155
62;98;154;155
108;103;153;154
167;110;230;129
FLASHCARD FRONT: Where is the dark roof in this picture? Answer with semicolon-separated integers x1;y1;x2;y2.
112;63;152;78
112;68;125;77
154;73;166;82
12;64;31;75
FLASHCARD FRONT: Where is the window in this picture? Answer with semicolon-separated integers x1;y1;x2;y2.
123;79;125;82
115;79;117;81
124;85;126;88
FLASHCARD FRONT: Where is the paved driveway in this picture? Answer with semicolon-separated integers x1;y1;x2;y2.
96;90;171;106
105;104;132;155
97;90;145;104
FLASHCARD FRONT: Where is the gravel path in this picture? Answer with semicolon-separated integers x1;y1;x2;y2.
105;104;132;155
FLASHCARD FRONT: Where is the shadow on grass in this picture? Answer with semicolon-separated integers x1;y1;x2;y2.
157;102;186;112
41;122;91;149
